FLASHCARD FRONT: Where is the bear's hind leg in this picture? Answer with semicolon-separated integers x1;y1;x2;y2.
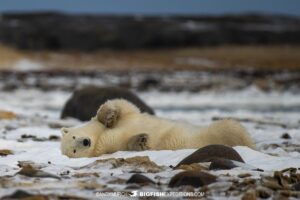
127;133;150;151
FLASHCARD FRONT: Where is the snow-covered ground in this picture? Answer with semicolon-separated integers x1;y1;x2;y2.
0;77;300;199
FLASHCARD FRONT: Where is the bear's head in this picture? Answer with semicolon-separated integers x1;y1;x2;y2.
60;118;105;158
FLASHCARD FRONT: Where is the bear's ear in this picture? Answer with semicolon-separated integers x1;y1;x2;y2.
61;127;69;136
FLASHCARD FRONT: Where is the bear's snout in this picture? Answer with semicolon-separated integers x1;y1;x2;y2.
83;138;91;147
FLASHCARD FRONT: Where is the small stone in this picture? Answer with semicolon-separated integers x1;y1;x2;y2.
256;187;271;199
168;170;217;188
137;78;160;91
2;190;32;199
74;172;100;178
238;173;252;178
49;135;60;140
243;178;256;185
18;164;60;179
254;78;270;92
281;133;291;139
293;182;300;191
127;174;155;185
0;149;13;156
262;179;283;190
242;190;256;200
21;134;37;139
0;110;17;120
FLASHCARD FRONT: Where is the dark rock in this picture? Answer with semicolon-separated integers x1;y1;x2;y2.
209;158;239;170
137;78;160;91
238;173;252;178
61;86;155;121
126;174;155;185
169;170;217;188
176;144;244;168
2;190;87;200
21;134;37;139
256;187;271;199
2;190;32;199
48;135;60;141
281;133;291;139
293;182;300;191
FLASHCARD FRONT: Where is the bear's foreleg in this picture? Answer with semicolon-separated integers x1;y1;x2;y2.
127;133;150;151
97;104;119;128
96;99;141;128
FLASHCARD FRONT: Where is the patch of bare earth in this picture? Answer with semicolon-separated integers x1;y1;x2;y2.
0;45;300;71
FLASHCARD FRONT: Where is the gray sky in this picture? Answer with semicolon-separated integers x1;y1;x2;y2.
0;0;299;16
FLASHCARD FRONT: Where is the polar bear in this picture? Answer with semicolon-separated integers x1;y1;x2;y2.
61;99;255;158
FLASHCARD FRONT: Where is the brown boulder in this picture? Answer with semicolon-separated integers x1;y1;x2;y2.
169;170;217;188
176;144;244;168
127;174;155;185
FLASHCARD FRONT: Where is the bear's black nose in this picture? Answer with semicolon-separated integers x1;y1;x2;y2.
83;138;91;147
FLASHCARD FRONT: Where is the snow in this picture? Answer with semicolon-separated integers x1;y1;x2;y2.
235;146;300;171
13;59;44;71
1;137;299;176
0;79;300;198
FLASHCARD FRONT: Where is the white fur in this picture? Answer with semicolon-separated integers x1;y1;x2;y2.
61;99;255;158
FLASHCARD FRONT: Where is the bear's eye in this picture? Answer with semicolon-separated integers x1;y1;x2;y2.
73;149;76;153
73;136;76;139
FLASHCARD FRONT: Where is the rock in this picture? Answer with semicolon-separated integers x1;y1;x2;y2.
137;78;160;91
261;171;292;191
168;170;217;188
238;173;252;178
127;174;155;185
17;164;61;179
176;163;208;171
2;190;87;200
242;190;256;200
2;190;34;199
281;133;291;139
256;187;271;199
61;86;155;121
209;158;239;170
293;182;300;191
254;78;270;91
84;156;162;173
0;110;16;120
73;172;100;178
48;135;60;141
175;145;244;168
21;134;37;139
262;179;284;190
0;149;13;156
274;171;290;189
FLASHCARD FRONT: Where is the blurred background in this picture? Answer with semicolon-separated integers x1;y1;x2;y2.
0;0;299;112
1;2;300;198
0;0;300;74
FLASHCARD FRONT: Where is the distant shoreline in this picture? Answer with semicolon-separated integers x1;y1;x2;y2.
0;12;300;51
